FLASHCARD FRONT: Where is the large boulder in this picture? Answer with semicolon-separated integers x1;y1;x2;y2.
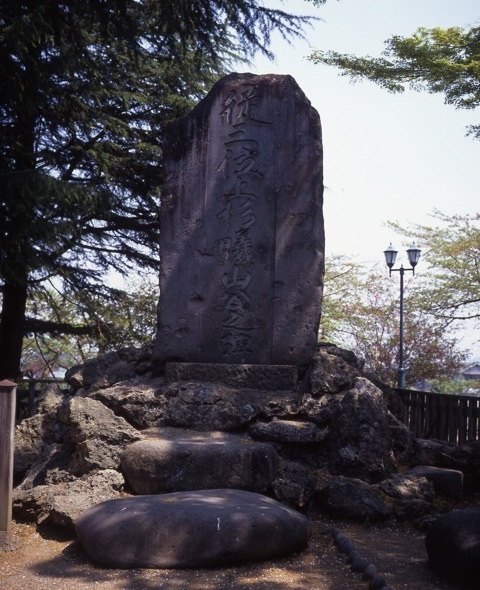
14;383;68;482
88;376;167;429
316;474;391;521
325;377;393;482
63;397;144;475
14;412;66;482
407;465;464;500
13;394;143;523
378;473;434;502
271;461;317;508
160;381;299;431
121;427;279;494
412;439;480;489
388;412;416;465
75;489;312;568
378;473;436;520
426;508;480;589
13;469;124;529
65;345;152;391
311;344;363;394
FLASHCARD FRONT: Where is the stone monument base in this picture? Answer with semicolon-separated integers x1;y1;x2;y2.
165;362;298;391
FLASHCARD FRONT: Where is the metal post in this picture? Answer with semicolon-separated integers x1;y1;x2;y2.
384;242;420;389
0;379;17;550
398;266;406;389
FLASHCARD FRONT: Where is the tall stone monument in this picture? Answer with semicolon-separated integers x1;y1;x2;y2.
153;73;324;370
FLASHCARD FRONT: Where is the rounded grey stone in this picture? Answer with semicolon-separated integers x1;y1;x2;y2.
350;552;369;572
363;563;378;580
408;465;463;500
426;507;480;587
75;489;312;568
121;430;279;494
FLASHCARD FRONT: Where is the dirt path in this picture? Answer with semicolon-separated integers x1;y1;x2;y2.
0;514;461;590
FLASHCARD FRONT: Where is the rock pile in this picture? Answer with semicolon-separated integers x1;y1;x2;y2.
13;342;477;533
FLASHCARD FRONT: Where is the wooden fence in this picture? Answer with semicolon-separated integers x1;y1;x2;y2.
396;389;480;444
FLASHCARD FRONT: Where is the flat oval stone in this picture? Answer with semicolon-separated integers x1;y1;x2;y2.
75;489;312;568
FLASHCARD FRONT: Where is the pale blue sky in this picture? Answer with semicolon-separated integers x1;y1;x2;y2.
251;0;479;267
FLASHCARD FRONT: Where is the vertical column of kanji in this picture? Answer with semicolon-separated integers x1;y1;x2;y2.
211;81;275;363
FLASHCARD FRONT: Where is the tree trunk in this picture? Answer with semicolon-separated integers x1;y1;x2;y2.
0;277;28;380
0;41;38;380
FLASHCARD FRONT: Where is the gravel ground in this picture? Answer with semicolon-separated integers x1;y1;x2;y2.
0;514;461;590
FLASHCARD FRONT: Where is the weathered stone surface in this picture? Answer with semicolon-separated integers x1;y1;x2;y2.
88;376;167;429
392;498;437;521
33;382;66;415
375;474;437;521
317;475;391;521
16;338;472;532
153;72;324;368
121;428;279;494
408;465;463;499
364;372;404;419
165;362;298;391
14;412;66;482
411;438;456;468
388;412;416;465
426;508;480;588
64;397;144;475
325;377;393;482
75;489;312;568
161;381;299;431
378;473;434;502
298;392;342;425
271;461;316;508
15;443;73;491
65;345;152;391
249;418;328;444
311;344;363;395
13;469;124;529
414;438;480;470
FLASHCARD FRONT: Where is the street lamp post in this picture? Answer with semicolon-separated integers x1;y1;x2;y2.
383;242;421;389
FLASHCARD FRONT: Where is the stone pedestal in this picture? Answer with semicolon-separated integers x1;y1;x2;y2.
165;362;298;391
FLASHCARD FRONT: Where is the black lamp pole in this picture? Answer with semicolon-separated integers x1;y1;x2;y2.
383;242;421;389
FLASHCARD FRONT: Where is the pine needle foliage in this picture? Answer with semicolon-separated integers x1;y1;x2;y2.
0;0;316;377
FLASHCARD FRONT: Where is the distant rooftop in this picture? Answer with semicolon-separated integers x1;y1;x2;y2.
460;363;480;380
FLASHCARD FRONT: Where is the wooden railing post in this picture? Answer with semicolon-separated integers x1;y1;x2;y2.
0;379;17;550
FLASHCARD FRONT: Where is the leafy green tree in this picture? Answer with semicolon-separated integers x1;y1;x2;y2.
0;0;317;379
428;378;480;396
320;255;467;387
387;211;480;332
309;24;480;138
22;277;159;378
